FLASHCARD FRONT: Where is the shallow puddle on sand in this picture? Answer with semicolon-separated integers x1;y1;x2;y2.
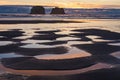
108;43;120;46
86;35;114;42
67;41;93;45
20;43;57;48
0;53;23;59
21;40;52;44
56;37;80;41
111;51;120;59
0;41;14;46
0;36;4;38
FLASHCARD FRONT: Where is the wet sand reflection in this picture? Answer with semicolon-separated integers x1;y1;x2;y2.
0;27;120;79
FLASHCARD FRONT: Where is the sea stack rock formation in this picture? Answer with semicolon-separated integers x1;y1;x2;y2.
50;7;65;14
30;6;45;14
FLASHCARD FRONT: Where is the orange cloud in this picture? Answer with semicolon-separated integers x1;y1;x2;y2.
102;5;120;8
0;1;22;5
46;2;102;8
0;1;10;4
49;2;120;8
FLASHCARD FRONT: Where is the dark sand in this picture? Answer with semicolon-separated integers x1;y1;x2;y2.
30;34;67;40
26;67;120;80
0;44;68;56
71;29;120;40
35;30;61;34
0;67;119;80
71;29;120;65
0;29;25;41
40;41;67;45
1;56;95;70
0;73;28;80
15;46;68;56
0;20;83;24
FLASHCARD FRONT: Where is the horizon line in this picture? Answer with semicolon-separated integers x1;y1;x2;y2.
0;5;120;9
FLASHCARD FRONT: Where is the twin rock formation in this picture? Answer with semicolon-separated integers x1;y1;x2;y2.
30;6;65;14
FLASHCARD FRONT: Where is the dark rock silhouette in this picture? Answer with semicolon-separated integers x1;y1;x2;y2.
30;6;45;14
50;7;65;14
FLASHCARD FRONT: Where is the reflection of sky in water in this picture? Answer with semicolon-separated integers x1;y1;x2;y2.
0;19;120;33
111;51;120;59
0;36;4;38
0;19;120;76
86;35;114;42
21;40;52;44
108;43;120;46
0;19;120;60
0;41;14;46
56;30;80;35
0;53;23;59
20;43;58;48
67;41;93;45
57;37;80;41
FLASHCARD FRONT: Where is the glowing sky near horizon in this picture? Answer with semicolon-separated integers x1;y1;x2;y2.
0;0;120;8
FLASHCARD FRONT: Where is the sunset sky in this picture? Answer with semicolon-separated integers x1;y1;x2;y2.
0;0;120;8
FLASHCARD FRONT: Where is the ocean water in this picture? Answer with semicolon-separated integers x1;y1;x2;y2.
0;6;120;80
0;6;120;19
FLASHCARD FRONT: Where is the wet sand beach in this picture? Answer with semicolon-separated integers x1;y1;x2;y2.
0;19;120;80
0;18;83;24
